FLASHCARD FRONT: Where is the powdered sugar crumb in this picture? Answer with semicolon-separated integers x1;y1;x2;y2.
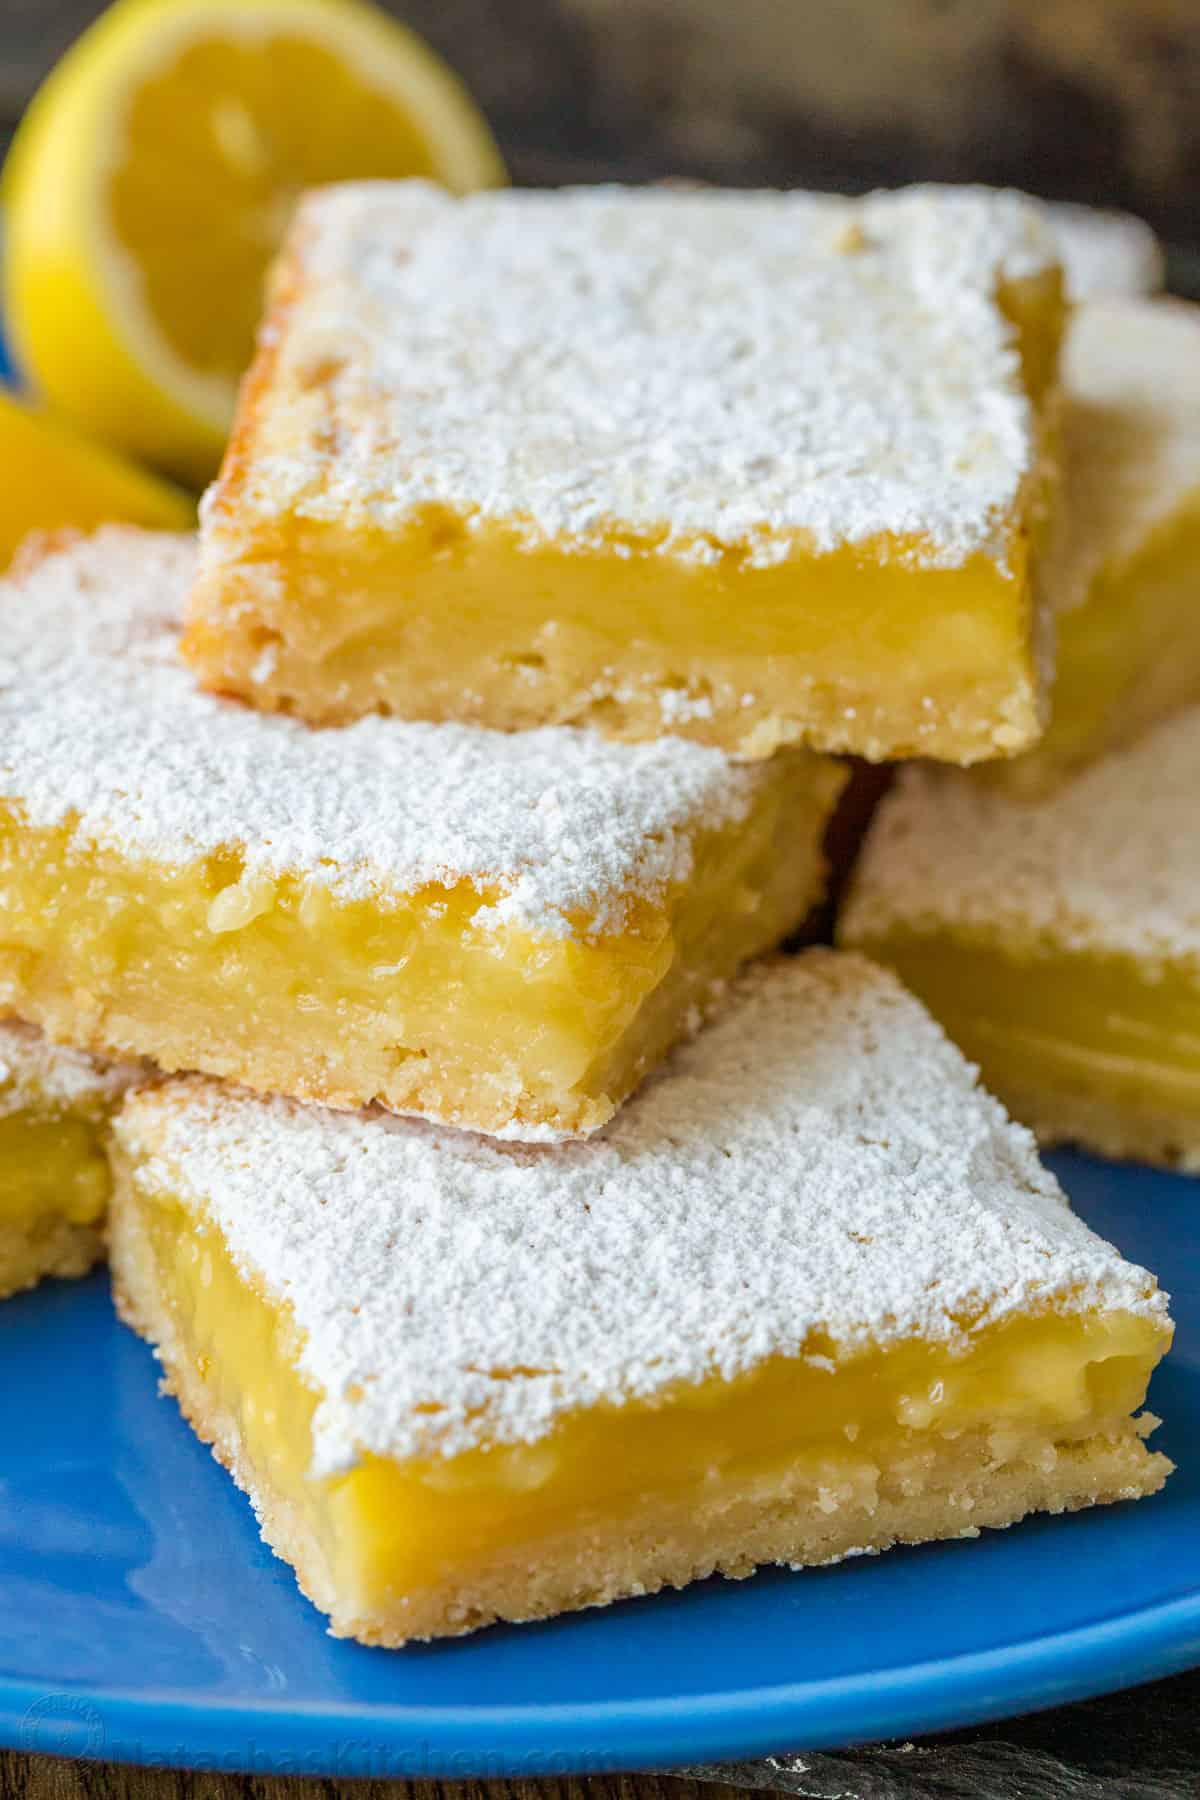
1050;299;1200;615
217;181;1055;571
657;687;714;724
116;952;1165;1476
1046;202;1164;301
0;1019;142;1120
842;704;1200;963
250;642;278;685
1;529;778;936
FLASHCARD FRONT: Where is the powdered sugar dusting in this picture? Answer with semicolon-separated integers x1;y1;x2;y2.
1046;202;1164;301
215;181;1055;570
1;529;780;936
0;1020;141;1120
842;705;1200;964
115;952;1165;1476
1051;299;1200;614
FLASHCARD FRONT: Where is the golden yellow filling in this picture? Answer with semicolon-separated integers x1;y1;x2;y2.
996;495;1200;792
135;1179;1164;1624
187;513;1040;760
855;932;1200;1128
0;1107;111;1230
0;759;836;1133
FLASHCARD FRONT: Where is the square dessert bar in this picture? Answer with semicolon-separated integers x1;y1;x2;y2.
109;952;1172;1647
841;705;1200;1168
0;527;841;1141
992;298;1200;795
0;1022;140;1299
185;181;1066;763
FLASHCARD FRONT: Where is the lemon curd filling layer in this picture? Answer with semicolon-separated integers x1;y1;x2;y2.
857;933;1200;1166
0;1109;111;1232
187;184;1063;762
0;1109;110;1299
0;756;835;1138
124;1177;1166;1638
186;510;1046;762
0;1024;139;1298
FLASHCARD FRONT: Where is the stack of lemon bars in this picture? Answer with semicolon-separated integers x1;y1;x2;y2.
4;181;1193;1648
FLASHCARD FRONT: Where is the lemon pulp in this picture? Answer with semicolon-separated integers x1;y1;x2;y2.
3;0;505;482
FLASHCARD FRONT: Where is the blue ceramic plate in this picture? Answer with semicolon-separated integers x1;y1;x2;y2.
0;1149;1197;1778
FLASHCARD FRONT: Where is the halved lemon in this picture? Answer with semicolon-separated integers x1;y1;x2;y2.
3;0;506;485
0;392;194;567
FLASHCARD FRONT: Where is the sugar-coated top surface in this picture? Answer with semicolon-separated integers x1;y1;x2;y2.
116;953;1165;1475
842;706;1200;964
0;1020;141;1120
1052;299;1200;611
214;181;1056;571
1045;202;1164;301
0;529;783;934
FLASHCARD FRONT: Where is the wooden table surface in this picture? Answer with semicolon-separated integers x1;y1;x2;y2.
4;1768;711;1800
3;1668;1199;1799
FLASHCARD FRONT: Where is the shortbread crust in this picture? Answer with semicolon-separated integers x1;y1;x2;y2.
185;181;1064;761
0;1020;141;1298
110;952;1171;1645
0;527;839;1139
841;705;1200;1166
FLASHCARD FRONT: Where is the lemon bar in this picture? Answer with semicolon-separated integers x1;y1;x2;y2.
184;182;1065;763
992;298;1200;795
841;705;1200;1167
0;527;840;1141
1046;202;1164;300
109;951;1172;1646
0;1021;140;1299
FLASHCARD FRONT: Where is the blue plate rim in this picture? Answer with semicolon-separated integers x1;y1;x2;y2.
1;1585;1197;1774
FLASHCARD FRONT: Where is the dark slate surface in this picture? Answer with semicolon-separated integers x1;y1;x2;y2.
689;1671;1200;1799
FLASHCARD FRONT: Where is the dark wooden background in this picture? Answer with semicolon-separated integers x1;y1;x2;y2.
1;1;1197;1793
3;0;1200;240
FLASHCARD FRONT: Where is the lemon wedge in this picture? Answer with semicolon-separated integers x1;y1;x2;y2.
2;0;505;485
0;393;194;566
